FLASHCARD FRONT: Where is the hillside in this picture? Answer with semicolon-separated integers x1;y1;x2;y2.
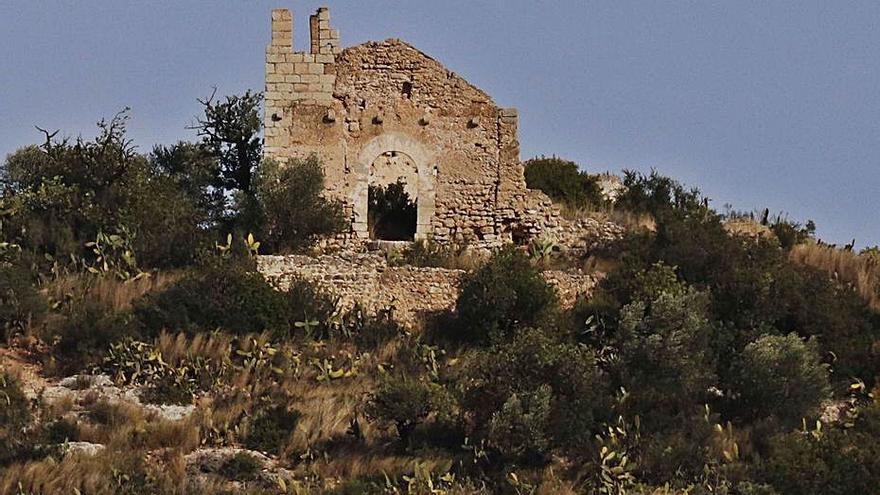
1;101;879;495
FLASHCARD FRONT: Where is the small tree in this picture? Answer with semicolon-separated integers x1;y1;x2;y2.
255;157;346;253
193;90;263;197
366;378;450;443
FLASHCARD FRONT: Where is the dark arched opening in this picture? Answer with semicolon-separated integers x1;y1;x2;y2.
368;180;417;240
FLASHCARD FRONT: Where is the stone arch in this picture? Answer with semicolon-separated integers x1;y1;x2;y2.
351;132;437;240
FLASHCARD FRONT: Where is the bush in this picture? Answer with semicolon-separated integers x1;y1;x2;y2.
486;385;553;462
733;333;830;427
762;427;880;495
134;264;288;337
46;418;80;444
219;452;262;481
349;304;405;350
0;261;47;340
462;328;609;461
615;287;717;424
365;377;452;443
0;112;209;271
368;180;417;241
769;217;815;250
244;403;301;455
285;276;338;340
255;156;346;253
48;295;133;375
524;156;604;210
454;247;557;344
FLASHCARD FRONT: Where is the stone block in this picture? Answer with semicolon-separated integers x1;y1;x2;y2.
315;53;334;64
276;62;293;73
308;63;324;74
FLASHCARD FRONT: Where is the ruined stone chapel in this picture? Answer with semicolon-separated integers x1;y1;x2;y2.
264;7;560;248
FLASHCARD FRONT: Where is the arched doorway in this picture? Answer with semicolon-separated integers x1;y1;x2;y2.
350;133;436;240
368;151;419;240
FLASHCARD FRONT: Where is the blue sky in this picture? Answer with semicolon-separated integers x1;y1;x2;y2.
1;1;878;246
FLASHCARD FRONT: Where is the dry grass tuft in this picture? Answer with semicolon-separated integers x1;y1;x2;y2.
564;204;655;233
303;452;454;481
45;271;181;314
724;218;774;239
156;331;234;366
790;243;880;311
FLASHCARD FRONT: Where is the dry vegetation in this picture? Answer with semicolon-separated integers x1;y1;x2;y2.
790;243;880;311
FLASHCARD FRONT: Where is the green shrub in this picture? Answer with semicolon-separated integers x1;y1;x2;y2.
0;112;209;272
368;180;417;241
524;156;604;210
615;169;707;219
0;261;47;340
48;296;133;375
454;247;557;344
486;385;553;462
615;288;716;424
219;452;263;481
134;264;288;337
762;427;880;495
255;156;346;253
462;328;609;460
46;418;80;444
733;333;830;427
365;377;452;443
769;217;815;250
285;276;338;340
244;403;301;455
350;304;405;350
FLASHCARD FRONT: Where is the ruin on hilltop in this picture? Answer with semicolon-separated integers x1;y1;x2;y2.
264;7;565;249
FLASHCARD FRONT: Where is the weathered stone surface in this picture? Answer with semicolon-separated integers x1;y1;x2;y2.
258;252;600;327
43;373;195;423
263;8;574;249
63;442;106;458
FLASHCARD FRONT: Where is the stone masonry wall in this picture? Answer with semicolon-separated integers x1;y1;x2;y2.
257;253;599;328
264;7;560;249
